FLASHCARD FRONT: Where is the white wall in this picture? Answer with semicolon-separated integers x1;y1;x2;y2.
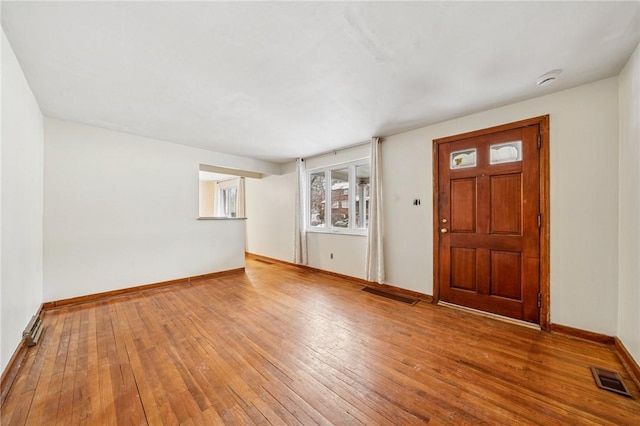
1;30;44;372
1;15;3;376
245;144;371;280
618;43;640;363
383;78;620;335
307;232;367;279
245;167;296;262
248;78;622;336
43;118;279;301
304;144;370;277
303;144;369;170
245;169;369;278
381;129;433;292
199;180;215;217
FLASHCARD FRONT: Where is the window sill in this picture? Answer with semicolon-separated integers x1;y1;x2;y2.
306;228;367;237
197;217;247;220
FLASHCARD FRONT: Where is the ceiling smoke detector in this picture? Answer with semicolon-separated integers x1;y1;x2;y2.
536;69;562;87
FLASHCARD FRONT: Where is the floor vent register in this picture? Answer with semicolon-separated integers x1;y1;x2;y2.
590;366;632;398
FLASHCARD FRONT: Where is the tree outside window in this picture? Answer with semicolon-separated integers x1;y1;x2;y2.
307;160;369;234
309;172;326;226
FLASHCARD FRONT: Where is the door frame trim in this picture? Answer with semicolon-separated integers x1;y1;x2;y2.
432;115;550;330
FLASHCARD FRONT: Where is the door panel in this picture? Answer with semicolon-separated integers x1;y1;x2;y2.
436;123;541;323
450;179;476;233
450;248;476;291
490;250;522;300
490;174;521;234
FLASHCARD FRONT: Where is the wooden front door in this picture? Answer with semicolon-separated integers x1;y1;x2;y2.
434;117;548;324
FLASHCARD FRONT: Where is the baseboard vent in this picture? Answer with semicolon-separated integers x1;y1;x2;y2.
362;287;419;305
253;259;274;265
22;314;44;347
590;366;632;398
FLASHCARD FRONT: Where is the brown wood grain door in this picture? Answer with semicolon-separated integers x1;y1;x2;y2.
435;120;543;324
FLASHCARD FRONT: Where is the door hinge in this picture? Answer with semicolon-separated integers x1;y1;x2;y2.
537;133;542;149
537;293;542;308
537;213;542;229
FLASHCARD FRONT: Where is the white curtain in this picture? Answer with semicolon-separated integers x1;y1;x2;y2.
213;182;224;217
294;158;308;265
366;137;385;283
237;177;246;218
214;177;243;217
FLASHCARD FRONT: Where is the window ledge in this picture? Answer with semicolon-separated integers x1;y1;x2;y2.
197;217;247;220
306;228;367;237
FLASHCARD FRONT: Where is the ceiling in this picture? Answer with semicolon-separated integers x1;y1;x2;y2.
199;171;233;183
2;1;639;164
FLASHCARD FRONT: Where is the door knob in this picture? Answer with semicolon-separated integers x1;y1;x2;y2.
441;218;448;223
440;228;448;233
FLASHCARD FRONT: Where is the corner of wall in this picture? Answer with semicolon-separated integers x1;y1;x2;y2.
617;41;640;365
1;28;45;372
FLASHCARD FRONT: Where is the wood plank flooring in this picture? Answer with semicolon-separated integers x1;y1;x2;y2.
2;257;639;425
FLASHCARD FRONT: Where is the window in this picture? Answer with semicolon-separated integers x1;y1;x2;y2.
355;164;370;228
199;165;255;219
220;186;238;217
451;148;477;169
331;168;349;227
199;171;245;218
215;178;242;218
308;160;369;234
309;171;326;226
490;141;522;164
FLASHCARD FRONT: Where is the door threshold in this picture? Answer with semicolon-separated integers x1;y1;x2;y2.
437;301;541;331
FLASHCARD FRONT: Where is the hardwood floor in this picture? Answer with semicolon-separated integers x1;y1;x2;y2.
2;258;639;425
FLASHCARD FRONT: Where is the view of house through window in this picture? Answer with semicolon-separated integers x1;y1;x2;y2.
331;168;349;227
308;160;370;233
